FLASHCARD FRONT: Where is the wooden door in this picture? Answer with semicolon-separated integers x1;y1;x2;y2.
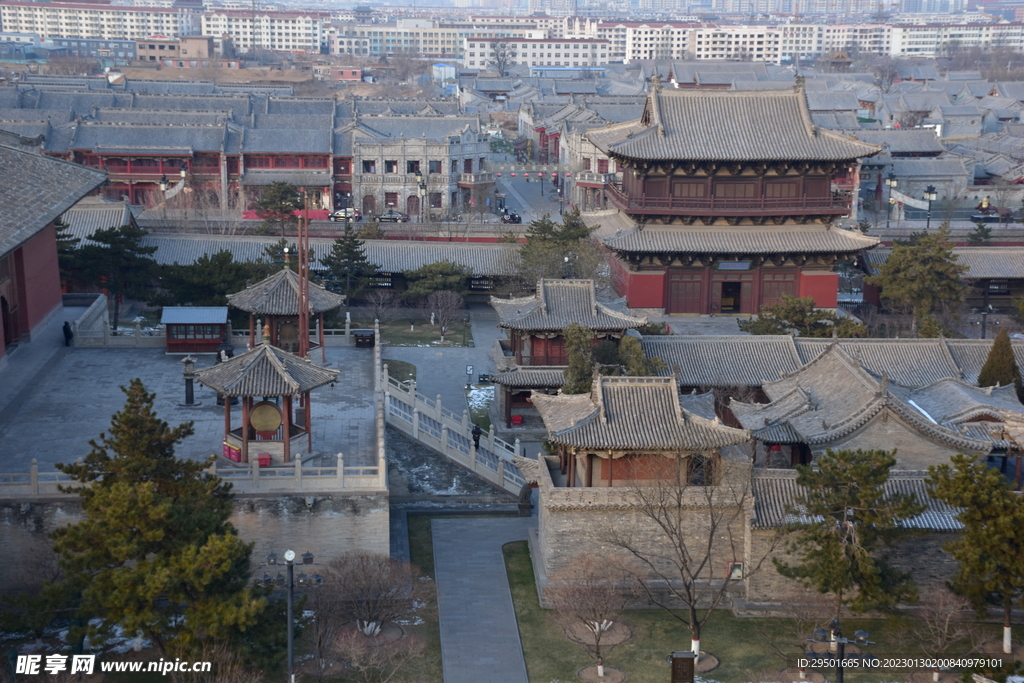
667;272;703;314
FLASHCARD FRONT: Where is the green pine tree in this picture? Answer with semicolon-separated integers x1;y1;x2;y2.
157;250;269;307
320;222;380;300
927;454;1024;655
54;218;80;284
977;327;1021;390
865;224;967;326
52;380;264;663
403;260;472;300
254;182;301;237
77;224;157;330
775;448;926;618
738;295;866;338
562;323;595;394
618;335;667;376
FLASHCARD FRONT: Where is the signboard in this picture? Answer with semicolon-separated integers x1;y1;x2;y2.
889;189;929;210
717;261;752;271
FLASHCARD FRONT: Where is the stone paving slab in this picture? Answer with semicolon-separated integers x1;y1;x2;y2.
0;345;377;474
432;516;533;683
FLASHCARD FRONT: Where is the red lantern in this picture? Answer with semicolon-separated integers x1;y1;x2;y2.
565;172;571;177
510;173;517;177
523;173;530;178
496;173;502;177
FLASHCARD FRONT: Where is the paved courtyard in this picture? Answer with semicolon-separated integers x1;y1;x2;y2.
0;340;377;474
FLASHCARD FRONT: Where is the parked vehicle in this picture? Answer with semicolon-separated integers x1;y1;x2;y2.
329;208;361;222
378;210;410;223
501;212;522;224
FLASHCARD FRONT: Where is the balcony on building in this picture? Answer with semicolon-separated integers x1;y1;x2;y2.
605;180;852;217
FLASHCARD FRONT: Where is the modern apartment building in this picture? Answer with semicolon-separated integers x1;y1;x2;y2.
0;1;196;41
564;19;700;62
465;36;609;68
327;19;542;59
200;9;327;53
890;21;1024;55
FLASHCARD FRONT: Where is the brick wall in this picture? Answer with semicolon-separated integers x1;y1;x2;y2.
825;411;967;470
0;495;390;591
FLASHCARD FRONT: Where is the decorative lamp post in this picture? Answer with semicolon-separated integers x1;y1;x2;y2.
807;619;873;683
415;170;427;223
180;355;200;407
924;184;938;231
885;173;897;230
159;174;170;192
256;550;321;683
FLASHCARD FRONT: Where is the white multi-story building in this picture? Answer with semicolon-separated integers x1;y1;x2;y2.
327;20;542;59
890;21;1024;55
565;19;699;62
200;9;327;53
464;36;609;69
689;26;781;61
0;1;196;41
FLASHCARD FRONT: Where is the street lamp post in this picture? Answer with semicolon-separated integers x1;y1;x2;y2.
807;619;872;683
885;173;897;231
924;184;938;231
256;550;320;683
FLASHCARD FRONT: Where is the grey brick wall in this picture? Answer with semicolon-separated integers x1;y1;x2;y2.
0;494;390;590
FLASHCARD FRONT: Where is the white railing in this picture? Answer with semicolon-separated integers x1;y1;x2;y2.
381;363;525;495
0;454;386;499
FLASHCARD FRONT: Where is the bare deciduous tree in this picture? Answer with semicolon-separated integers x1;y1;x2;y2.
913;585;984;658
323;554;430;637
334;631;424;683
305;579;348;683
604;453;775;656
488;41;517;77
365;289;399;326
546;556;638;672
426;290;465;343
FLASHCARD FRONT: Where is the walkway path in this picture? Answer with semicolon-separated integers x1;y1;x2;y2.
382;303;503;414
0;308;85;423
432;516;534;683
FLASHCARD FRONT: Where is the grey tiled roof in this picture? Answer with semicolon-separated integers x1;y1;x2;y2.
357;116;479;139
945;339;1024;385
492;367;565;387
752;469;962;530
60;196;134;242
70;122;227;154
194;342;339;397
804;90;861;112
590;88;880;162
0;142;106;259
227;267;346;315
603;225;878;256
794;338;962;387
642;335;803;387
160;306;228;325
736;343;999;455
865;247;1024;280
490;279;647;331
850;129;945;155
241;128;331;153
532;375;750;450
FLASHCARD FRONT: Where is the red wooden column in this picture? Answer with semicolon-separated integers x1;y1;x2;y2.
304;391;312;451
223;395;231;443
240;396;250;464
282;395;292;463
319;313;326;363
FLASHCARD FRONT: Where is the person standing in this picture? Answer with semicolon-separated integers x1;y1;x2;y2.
62;321;74;347
471;424;483;450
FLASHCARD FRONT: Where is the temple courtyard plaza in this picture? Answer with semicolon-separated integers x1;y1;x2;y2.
0;321;376;474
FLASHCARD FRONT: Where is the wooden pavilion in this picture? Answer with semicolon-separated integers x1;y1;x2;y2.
194;340;339;465
227;267;345;357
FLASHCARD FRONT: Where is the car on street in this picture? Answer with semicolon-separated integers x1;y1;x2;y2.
501;212;522;224
378;210;410;223
329;208;361;222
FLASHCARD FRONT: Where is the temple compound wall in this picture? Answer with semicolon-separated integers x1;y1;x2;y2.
0;495;389;591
